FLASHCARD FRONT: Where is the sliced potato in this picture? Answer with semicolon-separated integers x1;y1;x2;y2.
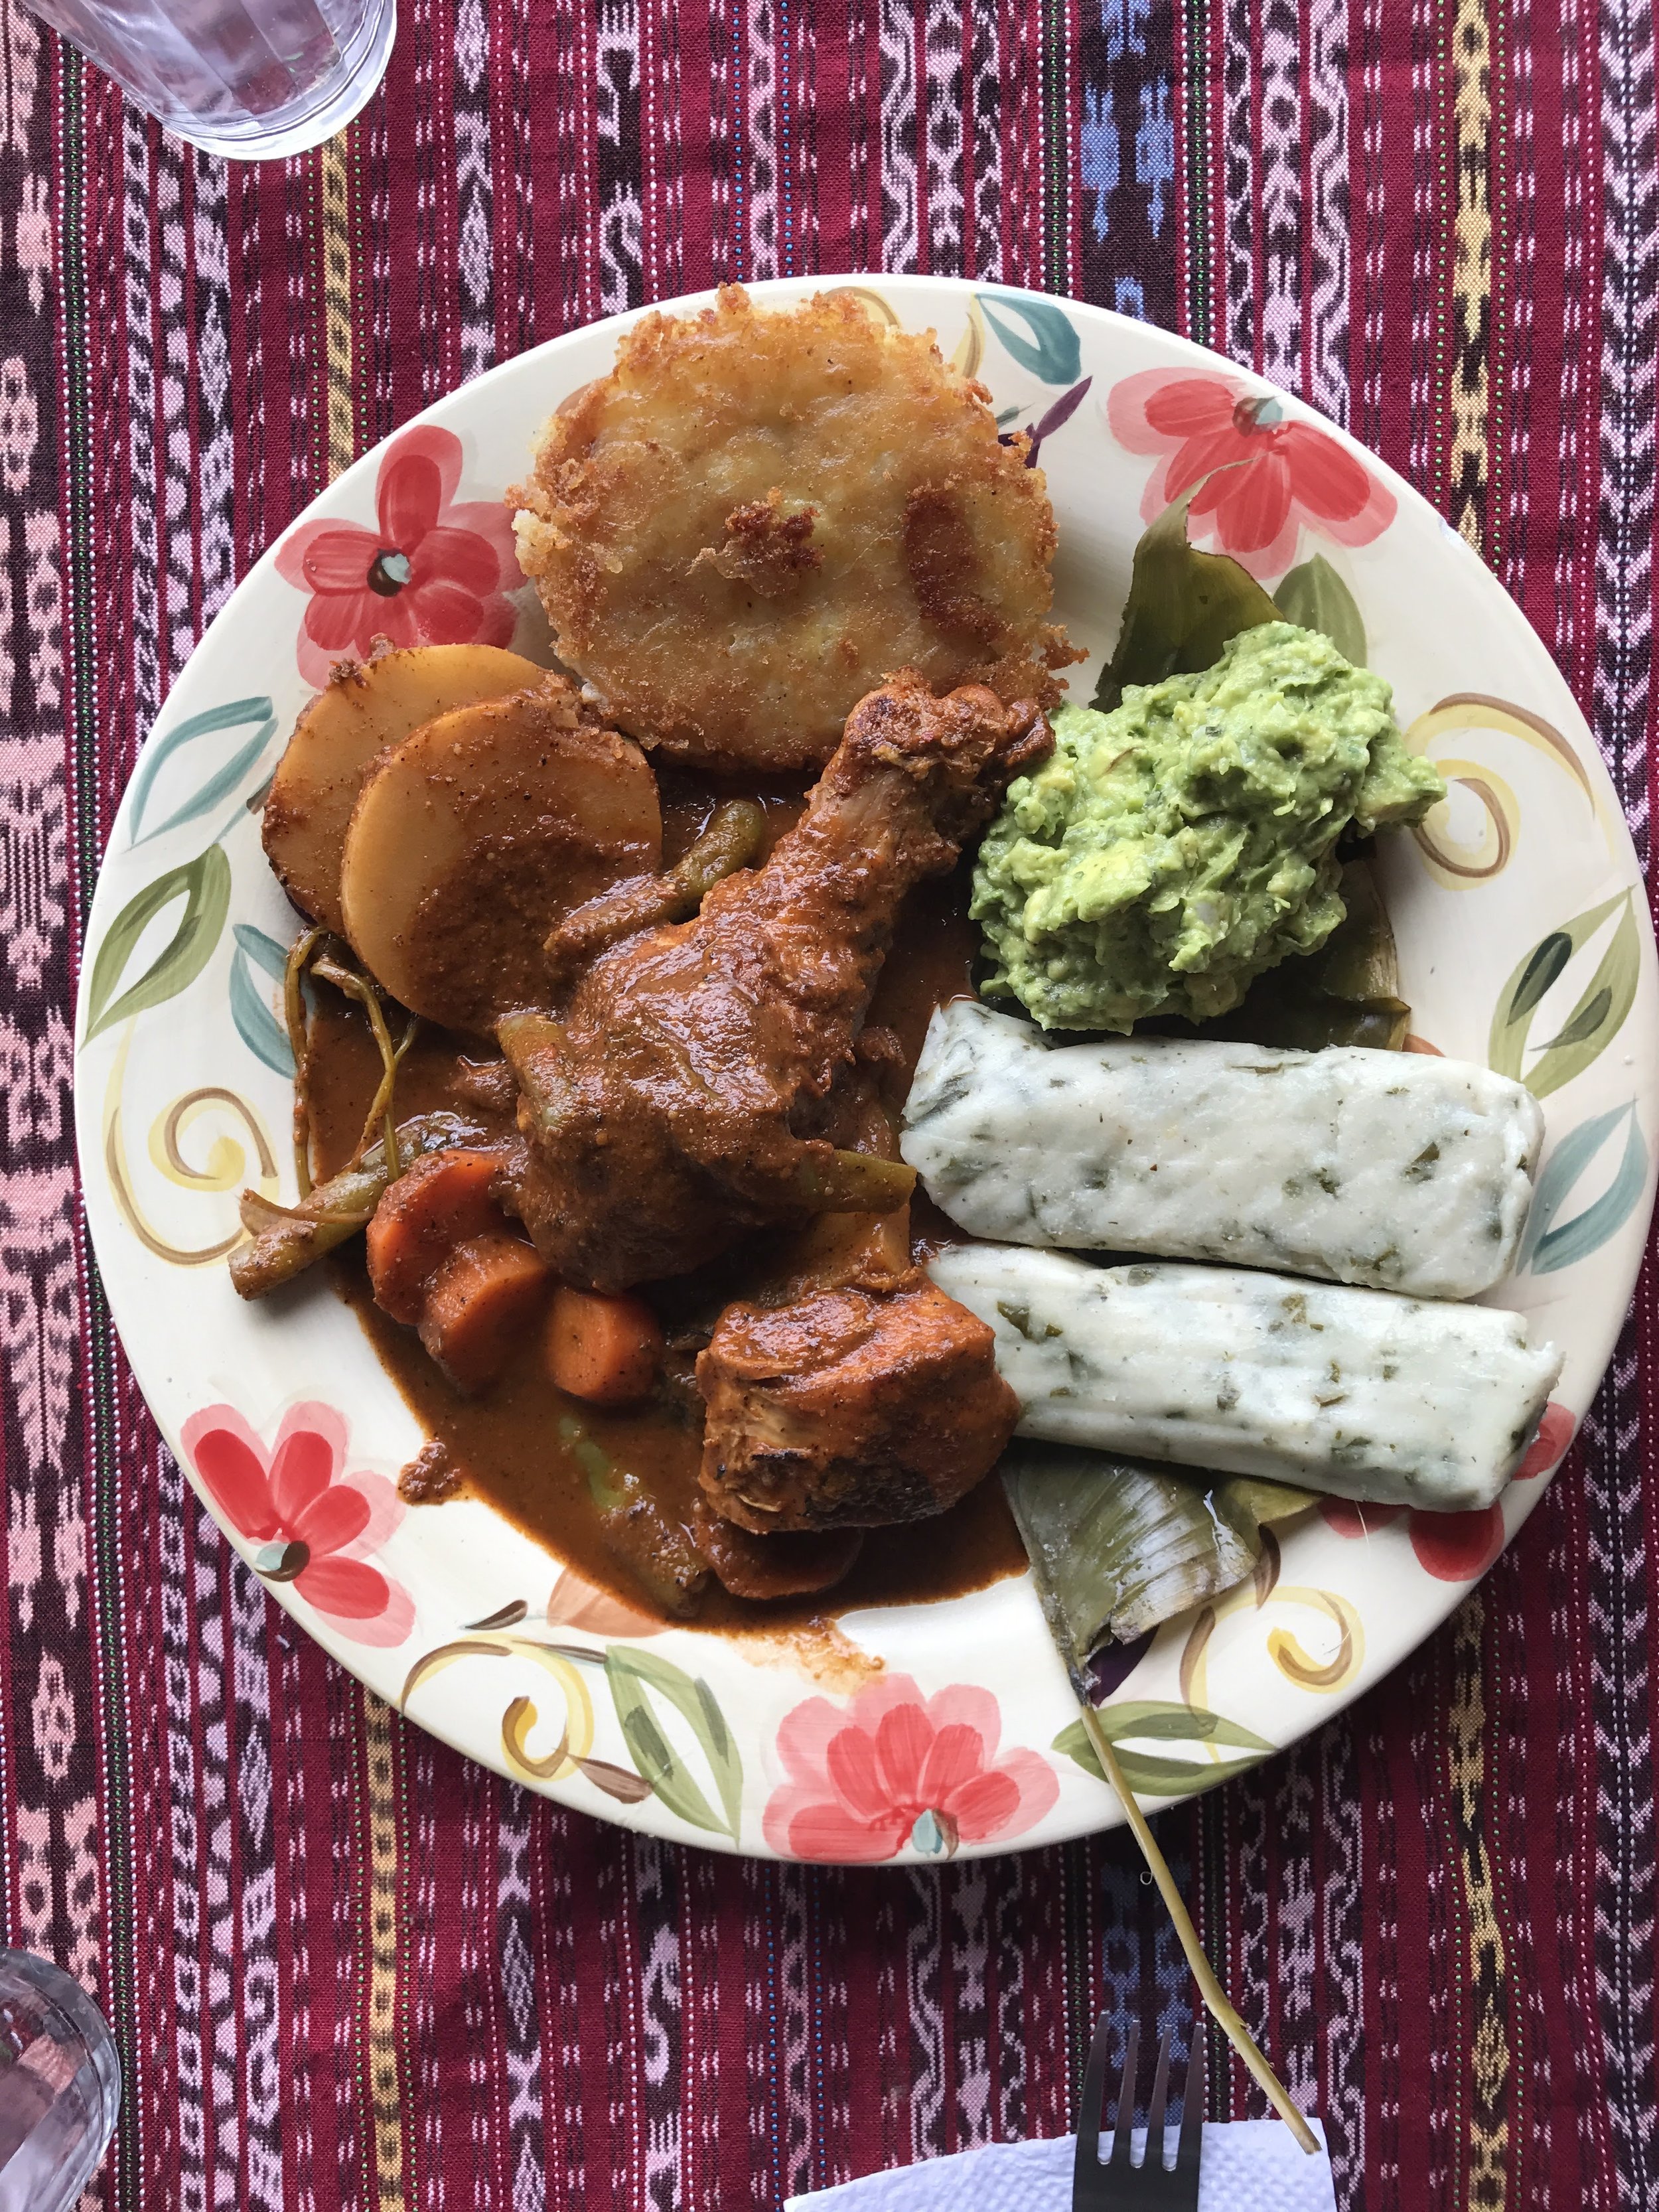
340;678;662;1030
263;643;547;934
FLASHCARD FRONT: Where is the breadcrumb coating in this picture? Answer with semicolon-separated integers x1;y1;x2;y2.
510;285;1078;771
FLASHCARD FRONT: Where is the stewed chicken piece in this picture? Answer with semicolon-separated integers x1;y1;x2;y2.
695;1278;1020;1532
502;672;1050;1291
689;1496;866;1600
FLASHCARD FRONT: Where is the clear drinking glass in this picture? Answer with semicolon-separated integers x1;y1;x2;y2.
22;0;395;159
0;1953;119;2212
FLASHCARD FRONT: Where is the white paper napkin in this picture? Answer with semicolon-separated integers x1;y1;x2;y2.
784;2118;1336;2211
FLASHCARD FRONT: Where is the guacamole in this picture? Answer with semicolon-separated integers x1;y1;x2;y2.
972;621;1444;1032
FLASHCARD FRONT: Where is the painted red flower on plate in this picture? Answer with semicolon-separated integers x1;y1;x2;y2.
181;1400;415;1647
1319;1403;1576;1582
763;1672;1058;1862
276;424;522;686
1108;368;1396;577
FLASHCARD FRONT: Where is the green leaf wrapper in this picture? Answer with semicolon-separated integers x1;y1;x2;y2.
1003;1440;1316;1681
1091;477;1281;712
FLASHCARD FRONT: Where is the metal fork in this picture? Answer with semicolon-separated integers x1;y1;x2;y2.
1072;2012;1204;2210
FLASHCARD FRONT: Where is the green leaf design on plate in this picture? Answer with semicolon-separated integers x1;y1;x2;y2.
1271;553;1366;666
1520;1100;1650;1274
1538;988;1613;1051
1506;932;1573;1025
1489;889;1639;1098
605;1645;742;1839
1089;1698;1275;1749
1091;477;1281;711
1054;1699;1274;1800
975;291;1082;385
127;696;278;846
230;926;295;1075
84;845;231;1043
233;921;289;981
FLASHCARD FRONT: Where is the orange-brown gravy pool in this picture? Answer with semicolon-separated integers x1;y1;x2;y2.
306;821;1025;1637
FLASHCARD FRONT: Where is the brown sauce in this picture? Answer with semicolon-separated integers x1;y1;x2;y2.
305;808;1026;1638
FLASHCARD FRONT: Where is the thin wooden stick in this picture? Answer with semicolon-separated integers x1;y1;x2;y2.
1076;1699;1320;2156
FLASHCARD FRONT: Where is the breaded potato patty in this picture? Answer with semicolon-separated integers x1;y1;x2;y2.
510;286;1078;770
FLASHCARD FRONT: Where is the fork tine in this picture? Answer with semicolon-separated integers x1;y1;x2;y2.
1145;2028;1173;2168
1072;2008;1115;2200
1176;2024;1206;2176
1110;2022;1140;2166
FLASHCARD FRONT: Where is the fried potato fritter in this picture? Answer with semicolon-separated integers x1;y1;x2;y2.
510;286;1078;771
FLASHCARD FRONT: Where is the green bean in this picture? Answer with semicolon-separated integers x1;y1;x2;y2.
543;800;767;980
229;1111;488;1299
283;929;418;1193
792;1148;916;1215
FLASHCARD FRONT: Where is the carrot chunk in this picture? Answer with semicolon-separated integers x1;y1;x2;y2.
419;1234;551;1393
547;1286;664;1405
366;1149;508;1323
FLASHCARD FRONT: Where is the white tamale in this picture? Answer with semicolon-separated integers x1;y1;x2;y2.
902;1001;1544;1301
927;1245;1563;1511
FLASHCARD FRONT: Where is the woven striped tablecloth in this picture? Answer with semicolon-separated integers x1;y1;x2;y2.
10;1;1658;2204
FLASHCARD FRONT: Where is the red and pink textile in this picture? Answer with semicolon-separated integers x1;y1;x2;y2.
7;0;1658;2203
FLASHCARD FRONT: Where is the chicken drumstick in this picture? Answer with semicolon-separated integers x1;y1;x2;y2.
502;671;1050;1291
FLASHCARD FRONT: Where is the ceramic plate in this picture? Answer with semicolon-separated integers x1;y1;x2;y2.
74;276;1659;1863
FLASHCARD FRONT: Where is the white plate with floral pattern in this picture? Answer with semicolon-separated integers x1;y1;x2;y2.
74;277;1659;1862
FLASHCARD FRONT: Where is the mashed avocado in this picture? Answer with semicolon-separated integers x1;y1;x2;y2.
972;621;1444;1032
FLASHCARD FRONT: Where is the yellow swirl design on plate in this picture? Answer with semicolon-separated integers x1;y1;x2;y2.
1404;692;1616;887
401;1635;596;1783
104;1029;278;1265
1182;1573;1366;1719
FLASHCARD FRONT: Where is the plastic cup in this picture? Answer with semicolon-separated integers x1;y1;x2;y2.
23;0;395;160
0;1952;119;2212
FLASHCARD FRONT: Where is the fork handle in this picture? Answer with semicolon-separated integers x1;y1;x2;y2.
1076;1701;1321;2158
